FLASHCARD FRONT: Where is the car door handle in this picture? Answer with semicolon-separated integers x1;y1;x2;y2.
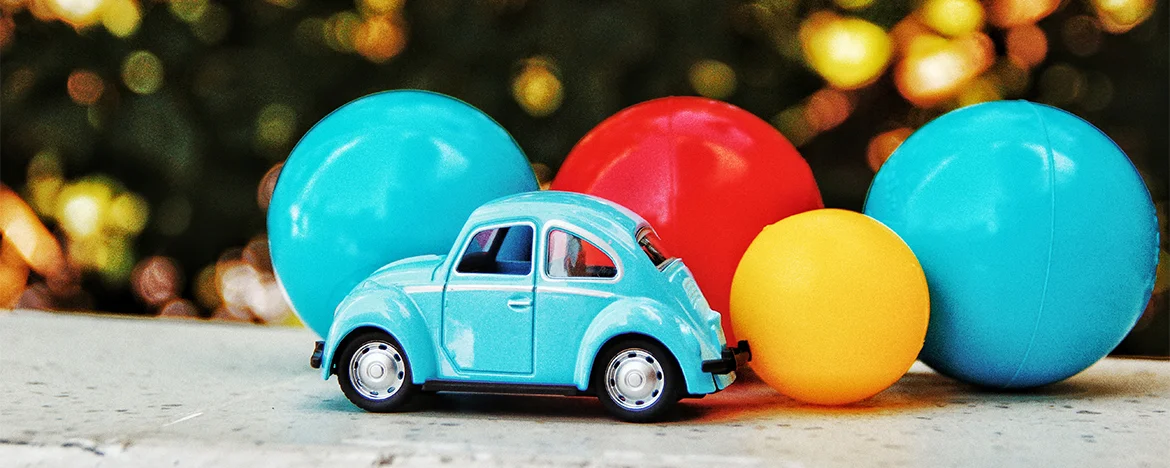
507;298;532;309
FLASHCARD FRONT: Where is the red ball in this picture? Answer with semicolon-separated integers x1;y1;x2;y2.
552;97;822;342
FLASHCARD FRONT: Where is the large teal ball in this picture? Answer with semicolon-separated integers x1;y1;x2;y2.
864;100;1158;388
268;90;537;337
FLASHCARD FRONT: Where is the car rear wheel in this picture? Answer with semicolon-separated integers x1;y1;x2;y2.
337;331;417;412
594;339;681;422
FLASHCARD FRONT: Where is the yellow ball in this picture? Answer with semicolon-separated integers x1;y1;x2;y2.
730;209;929;405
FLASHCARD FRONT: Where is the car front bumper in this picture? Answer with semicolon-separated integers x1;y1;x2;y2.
701;340;751;375
310;340;325;369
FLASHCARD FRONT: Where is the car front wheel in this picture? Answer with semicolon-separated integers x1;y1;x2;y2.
337;331;417;412
594;339;681;422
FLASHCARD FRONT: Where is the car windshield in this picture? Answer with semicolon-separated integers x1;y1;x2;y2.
636;228;675;270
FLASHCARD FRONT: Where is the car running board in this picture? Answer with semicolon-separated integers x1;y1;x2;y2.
421;380;585;396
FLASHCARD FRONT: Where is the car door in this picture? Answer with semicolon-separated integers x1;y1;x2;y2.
442;221;536;375
533;226;623;381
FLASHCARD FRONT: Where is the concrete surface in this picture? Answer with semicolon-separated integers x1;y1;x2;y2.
1;309;1167;467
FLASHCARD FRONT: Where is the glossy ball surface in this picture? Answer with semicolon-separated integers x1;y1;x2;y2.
730;209;930;405
864;100;1159;388
269;90;537;337
551;97;822;341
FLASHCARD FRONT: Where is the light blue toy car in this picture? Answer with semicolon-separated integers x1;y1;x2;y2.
310;191;749;422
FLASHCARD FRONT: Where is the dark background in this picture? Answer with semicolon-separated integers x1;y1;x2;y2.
1;0;1165;354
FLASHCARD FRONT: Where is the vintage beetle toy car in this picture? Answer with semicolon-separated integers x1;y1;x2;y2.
310;191;750;422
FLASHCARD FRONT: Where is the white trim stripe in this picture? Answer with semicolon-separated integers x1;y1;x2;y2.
537;286;615;299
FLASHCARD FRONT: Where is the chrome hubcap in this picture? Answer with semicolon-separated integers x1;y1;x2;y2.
605;348;665;410
349;341;405;400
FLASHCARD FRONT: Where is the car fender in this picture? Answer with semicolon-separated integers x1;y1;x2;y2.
573;297;717;395
320;284;437;384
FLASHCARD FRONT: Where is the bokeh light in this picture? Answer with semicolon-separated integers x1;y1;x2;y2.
255;103;298;151
987;0;1060;28
120;50;164;95
832;0;875;11
107;192;148;234
1038;63;1086;106
512;57;564;117
169;0;209;24
688;59;737;99
47;0;104;27
800;12;892;90
101;0;140;38
131;256;181;306
1063;15;1103;57
1092;0;1156;34
919;0;984;37
1;14;16;51
191;3;231;45
257;162;283;211
867;127;915;172
57;179;111;239
66;69;104;106
354;15;407;63
803;88;852;132
895;33;994;107
1005;24;1048;69
324;10;361;53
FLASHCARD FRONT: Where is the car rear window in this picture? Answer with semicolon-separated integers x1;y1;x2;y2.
637;228;674;270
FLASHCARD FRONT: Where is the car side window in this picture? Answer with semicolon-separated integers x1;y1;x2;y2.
456;224;533;275
546;229;617;279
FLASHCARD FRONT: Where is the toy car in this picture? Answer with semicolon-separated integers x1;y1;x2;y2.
310;191;750;422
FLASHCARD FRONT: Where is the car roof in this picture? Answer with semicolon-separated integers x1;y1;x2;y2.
467;191;647;245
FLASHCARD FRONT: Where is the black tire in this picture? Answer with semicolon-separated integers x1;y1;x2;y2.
337;331;418;412
593;338;681;423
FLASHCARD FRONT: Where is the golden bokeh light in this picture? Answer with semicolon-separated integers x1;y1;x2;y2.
1;184;68;281
354;15;407;63
956;76;1002;107
832;0;875;11
66;69;104;105
194;263;220;309
191;3;231;44
803;88;852;132
919;0;984;37
324;10;361;53
168;0;208;24
359;0;403;16
1092;0;1155;34
866;127;914;172
121;50;164;95
57;179;112;239
101;0;140;38
771;106;816;147
688;59;737;100
1005;24;1048;69
255;103;298;150
108;191;149;234
800;12;892;90
1;14;15;51
47;0;105;27
512;57;564;117
0;239;31;307
987;0;1060;28
895;33;994;107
